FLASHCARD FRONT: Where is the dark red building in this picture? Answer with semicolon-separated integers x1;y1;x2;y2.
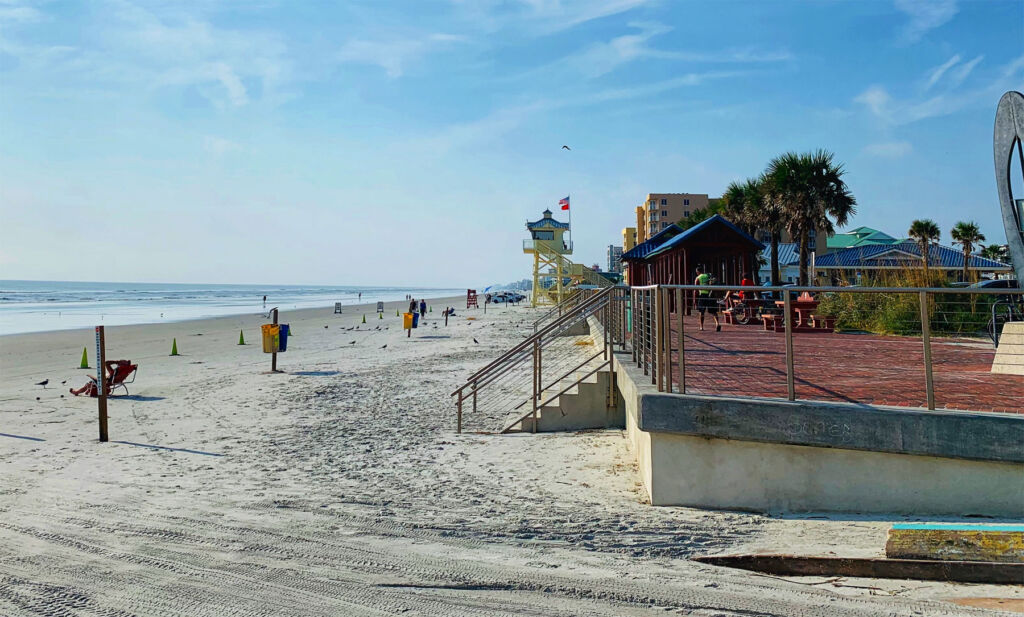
622;214;764;287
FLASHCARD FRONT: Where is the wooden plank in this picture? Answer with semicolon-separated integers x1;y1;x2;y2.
887;524;1024;564
692;554;1024;584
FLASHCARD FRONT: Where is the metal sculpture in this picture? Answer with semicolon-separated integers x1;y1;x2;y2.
993;91;1024;281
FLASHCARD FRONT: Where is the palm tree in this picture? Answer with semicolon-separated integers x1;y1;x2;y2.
763;150;856;285
980;243;1008;262
908;219;941;283
950;221;985;282
724;177;782;284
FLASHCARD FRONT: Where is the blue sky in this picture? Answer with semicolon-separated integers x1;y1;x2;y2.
1;0;1021;286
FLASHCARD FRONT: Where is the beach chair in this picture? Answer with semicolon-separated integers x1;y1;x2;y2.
334;302;343;314
107;362;138;396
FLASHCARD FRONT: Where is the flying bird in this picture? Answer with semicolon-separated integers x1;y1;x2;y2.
35;379;49;388
561;145;571;150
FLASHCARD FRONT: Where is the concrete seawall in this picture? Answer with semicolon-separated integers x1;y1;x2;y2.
593;318;1024;516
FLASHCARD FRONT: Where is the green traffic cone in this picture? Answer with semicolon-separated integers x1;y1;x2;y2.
396;309;400;317
429;306;432;312
238;330;246;345
170;338;179;356
79;347;89;369
362;314;366;324
378;312;383;319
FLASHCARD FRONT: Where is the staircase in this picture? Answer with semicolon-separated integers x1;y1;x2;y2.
452;286;628;434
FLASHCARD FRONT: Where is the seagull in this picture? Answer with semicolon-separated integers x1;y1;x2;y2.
35;379;49;389
561;145;571;150
473;338;479;344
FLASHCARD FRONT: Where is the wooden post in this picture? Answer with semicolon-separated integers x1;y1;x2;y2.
456;396;462;434
784;293;795;401
445;308;449;327
95;326;108;442
920;291;935;410
271;308;279;372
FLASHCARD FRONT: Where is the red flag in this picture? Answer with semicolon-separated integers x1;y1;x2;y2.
558;195;570;210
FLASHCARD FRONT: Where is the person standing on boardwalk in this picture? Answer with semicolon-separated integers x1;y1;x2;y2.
695;266;721;332
419;299;427;319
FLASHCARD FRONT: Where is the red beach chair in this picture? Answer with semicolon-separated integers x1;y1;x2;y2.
107;362;138;396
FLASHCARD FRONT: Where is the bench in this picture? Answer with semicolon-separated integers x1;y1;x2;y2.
762;314;783;332
811;314;835;330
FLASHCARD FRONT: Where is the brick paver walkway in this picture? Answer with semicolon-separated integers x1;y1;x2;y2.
649;313;1023;414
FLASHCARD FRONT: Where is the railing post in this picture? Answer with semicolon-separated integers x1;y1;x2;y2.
920;290;935;410
472;384;477;414
661;287;670;392
676;287;685;394
532;338;540;433
457;394;462;434
784;292;796;401
653;288;661;387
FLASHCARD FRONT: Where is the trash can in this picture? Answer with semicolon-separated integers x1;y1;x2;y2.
403;313;414;329
278;324;289;352
261;324;280;353
412;312;419;328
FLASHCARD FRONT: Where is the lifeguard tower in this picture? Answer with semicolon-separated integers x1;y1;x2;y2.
524;209;574;307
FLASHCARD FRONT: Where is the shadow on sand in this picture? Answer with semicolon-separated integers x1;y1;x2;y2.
112;441;223;457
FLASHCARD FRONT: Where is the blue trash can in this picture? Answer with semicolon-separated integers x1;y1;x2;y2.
278;324;289;351
412;313;419;328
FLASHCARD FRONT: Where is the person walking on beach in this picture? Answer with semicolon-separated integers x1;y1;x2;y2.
695;266;721;332
262;295;267;306
358;292;362;302
409;298;417;315
419;299;427;319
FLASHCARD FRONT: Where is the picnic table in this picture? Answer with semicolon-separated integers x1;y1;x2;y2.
775;295;819;328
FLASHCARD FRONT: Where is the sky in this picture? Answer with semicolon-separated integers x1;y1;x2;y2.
1;0;1022;287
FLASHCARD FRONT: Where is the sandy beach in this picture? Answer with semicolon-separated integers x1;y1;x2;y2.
0;298;1020;616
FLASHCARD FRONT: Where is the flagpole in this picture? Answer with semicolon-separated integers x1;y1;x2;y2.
568;195;572;253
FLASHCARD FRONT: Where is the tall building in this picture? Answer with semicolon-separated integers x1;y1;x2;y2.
622;227;636;252
636;193;709;242
606;245;623;273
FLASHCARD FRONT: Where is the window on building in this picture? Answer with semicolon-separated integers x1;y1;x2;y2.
683;211;690;218
661;210;667;217
684;199;689;206
649;200;656;207
660;198;667;205
534;231;553;240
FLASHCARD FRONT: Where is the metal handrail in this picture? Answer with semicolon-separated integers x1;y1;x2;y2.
625;283;1021;413
657;284;1023;295
451;286;616;396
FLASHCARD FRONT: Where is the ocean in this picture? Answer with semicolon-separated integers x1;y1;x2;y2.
0;280;465;336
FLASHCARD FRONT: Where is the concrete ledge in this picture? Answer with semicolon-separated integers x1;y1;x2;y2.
639;393;1024;464
608;343;1024;515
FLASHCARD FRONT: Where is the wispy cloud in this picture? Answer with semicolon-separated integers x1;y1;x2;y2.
863;141;913;157
337;33;465;78
894;0;958;43
856;53;1021;125
518;0;654;33
1;1;294;109
562;21;791;78
924;54;960;89
0;0;43;24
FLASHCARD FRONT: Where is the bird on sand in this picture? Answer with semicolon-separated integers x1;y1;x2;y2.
349;341;356;345
35;379;49;388
561;145;571;150
473;338;479;344
380;344;387;349
61;380;67;385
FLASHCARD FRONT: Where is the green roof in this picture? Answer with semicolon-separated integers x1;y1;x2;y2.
827;226;899;249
